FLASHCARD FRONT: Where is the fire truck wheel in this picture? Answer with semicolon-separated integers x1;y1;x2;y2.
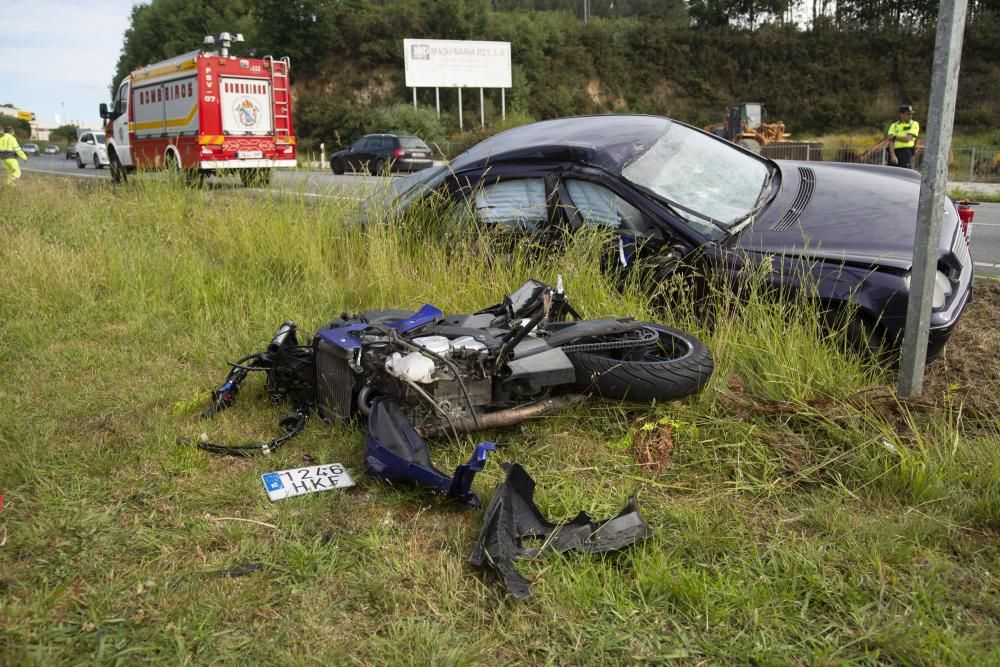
109;154;127;184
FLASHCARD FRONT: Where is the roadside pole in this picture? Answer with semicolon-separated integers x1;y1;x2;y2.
898;0;968;397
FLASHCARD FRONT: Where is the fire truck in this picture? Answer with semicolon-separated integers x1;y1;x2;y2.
100;40;295;186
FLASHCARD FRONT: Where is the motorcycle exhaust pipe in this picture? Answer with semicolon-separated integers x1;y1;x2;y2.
417;393;588;438
268;321;297;355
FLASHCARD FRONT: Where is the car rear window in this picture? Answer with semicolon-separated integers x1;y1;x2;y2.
399;137;428;149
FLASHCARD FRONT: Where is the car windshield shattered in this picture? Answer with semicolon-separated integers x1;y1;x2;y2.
622;121;771;237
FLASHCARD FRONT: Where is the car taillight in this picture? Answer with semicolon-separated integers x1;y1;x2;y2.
956;201;976;236
394;148;405;158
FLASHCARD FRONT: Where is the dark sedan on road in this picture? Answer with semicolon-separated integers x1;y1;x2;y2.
376;115;973;358
330;133;433;175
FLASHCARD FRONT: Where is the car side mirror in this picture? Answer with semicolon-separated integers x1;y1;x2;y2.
99;103;109;120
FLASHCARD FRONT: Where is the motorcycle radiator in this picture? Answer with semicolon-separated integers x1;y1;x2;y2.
314;338;354;422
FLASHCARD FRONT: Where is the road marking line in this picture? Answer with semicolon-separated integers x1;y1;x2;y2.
23;167;103;179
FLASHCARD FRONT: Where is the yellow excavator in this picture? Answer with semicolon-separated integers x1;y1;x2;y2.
705;102;822;160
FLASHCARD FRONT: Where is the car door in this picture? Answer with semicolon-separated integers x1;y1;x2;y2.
78;132;93;164
346;137;371;172
558;177;706;281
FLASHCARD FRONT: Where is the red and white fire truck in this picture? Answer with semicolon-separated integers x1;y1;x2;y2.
100;47;295;185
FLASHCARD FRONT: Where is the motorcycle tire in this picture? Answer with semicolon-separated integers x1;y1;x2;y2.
566;323;713;402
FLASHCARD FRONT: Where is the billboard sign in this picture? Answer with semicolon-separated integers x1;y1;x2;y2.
404;39;511;88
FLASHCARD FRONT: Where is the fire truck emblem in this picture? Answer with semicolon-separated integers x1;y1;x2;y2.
233;98;260;129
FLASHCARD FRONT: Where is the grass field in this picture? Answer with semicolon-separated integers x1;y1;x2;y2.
1;177;998;665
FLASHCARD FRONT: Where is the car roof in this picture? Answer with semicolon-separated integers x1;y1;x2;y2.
450;114;672;173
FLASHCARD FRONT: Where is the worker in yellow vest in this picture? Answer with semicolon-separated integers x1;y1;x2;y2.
887;104;919;169
1;125;29;185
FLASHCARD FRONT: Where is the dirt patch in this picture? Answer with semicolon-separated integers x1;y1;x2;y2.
924;278;1000;418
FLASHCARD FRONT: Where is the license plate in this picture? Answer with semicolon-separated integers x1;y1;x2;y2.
261;463;355;502
238;150;264;159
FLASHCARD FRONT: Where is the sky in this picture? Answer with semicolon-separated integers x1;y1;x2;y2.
0;0;143;130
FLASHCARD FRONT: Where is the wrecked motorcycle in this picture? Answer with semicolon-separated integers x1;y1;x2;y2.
201;278;713;454
311;278;713;436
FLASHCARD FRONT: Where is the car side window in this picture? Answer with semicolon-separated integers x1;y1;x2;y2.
353;138;369;150
474;179;549;231
564;179;652;236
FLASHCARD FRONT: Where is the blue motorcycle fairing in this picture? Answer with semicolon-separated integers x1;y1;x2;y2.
315;322;368;352
365;396;496;507
315;304;444;353
383;303;444;334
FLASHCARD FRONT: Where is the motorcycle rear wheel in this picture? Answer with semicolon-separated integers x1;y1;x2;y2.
566;323;712;402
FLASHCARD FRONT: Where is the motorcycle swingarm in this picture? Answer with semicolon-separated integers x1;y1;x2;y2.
543;318;644;348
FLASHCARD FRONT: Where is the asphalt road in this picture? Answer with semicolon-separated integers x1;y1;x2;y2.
21;153;385;202
21;154;1000;277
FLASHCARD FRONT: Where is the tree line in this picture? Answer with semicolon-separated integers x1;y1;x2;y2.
112;0;999;145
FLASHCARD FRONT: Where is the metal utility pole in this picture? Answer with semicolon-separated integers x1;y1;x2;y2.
898;0;968;397
582;0;590;23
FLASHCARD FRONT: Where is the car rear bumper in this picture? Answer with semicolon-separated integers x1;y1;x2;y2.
393;159;433;172
200;159;297;169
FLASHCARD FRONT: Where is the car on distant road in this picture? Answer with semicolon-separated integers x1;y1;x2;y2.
374;114;974;359
75;131;109;169
329;133;433;175
44;144;59;155
22;143;39;156
66;142;78;159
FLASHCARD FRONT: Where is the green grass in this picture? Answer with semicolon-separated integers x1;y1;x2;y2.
1;177;998;665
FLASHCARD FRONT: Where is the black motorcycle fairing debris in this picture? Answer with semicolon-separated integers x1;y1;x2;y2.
365;396;496;507
469;463;651;599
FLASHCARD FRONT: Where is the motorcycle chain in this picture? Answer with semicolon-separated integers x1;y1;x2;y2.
556;327;659;354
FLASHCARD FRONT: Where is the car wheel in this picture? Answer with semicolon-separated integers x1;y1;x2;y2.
94;154;104;170
331;158;345;175
77;155;85;169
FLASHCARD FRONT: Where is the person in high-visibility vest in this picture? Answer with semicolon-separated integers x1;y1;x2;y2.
1;125;29;185
886;104;920;169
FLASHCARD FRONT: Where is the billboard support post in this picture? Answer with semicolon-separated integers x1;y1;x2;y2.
458;88;463;131
435;88;440;118
898;0;968;398
412;87;417;109
502;89;506;121
480;88;485;128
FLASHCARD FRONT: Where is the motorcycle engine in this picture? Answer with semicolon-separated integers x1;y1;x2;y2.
379;335;495;428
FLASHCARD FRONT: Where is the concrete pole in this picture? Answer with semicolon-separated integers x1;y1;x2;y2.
458;88;463;131
412;87;417;108
480;88;485;129
898;0;968;397
435;87;440;118
502;88;506;121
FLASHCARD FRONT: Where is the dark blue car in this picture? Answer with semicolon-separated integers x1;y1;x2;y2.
376;115;973;358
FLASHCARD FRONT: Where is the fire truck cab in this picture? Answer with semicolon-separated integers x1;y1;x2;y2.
100;47;295;186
